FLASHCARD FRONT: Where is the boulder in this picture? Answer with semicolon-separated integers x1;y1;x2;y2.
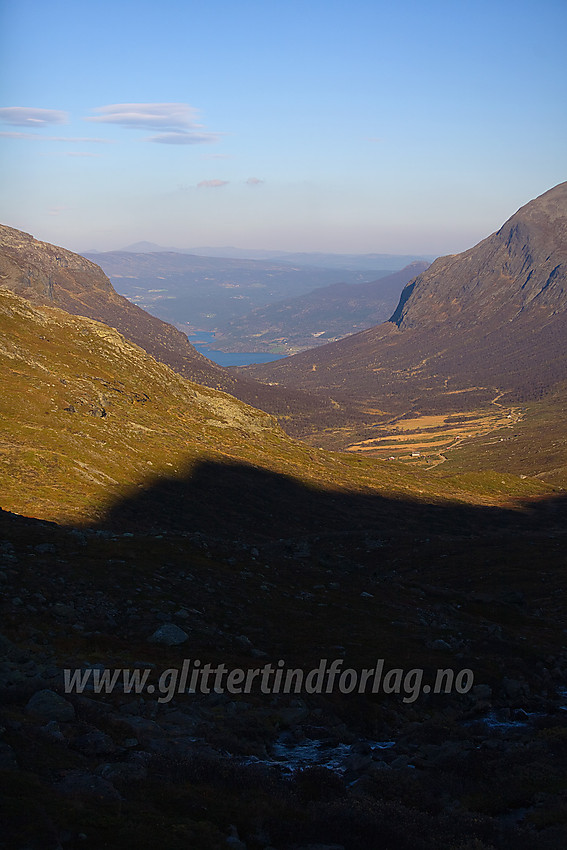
25;689;75;721
147;624;189;646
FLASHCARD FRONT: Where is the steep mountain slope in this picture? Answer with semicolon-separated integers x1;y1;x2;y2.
2;285;529;527
0;224;240;393
214;262;429;354
247;183;567;416
0;223;344;430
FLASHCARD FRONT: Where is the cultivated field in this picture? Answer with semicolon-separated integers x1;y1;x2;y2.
345;402;523;466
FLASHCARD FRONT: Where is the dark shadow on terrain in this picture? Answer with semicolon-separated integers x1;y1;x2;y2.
84;458;567;546
2;469;567;850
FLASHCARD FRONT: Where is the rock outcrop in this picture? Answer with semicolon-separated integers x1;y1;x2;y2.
247;183;567;414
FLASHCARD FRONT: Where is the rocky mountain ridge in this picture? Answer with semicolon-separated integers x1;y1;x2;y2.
0;224;238;392
0;223;345;433
246;183;567;418
393;182;567;329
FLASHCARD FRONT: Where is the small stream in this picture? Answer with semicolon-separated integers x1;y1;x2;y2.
243;735;396;775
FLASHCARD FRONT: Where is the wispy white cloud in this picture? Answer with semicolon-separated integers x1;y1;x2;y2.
84;103;221;145
245;177;264;185
48;206;72;216
85;102;200;131
0;107;68;127
0;131;42;140
148;131;219;145
197;179;229;188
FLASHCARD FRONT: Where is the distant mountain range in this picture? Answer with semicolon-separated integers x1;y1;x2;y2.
190;248;436;270
246;182;567;417
94;241;434;271
83;249;391;333
214;262;429;354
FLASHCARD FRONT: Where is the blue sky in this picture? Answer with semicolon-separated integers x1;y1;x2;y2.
1;0;565;255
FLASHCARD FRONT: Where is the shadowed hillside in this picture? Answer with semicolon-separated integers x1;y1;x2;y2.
1;461;567;849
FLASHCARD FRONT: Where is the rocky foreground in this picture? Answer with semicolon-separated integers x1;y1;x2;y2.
1;495;566;849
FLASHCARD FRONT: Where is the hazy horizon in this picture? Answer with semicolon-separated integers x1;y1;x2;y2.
1;0;565;257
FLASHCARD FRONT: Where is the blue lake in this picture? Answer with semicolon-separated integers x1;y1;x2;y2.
187;333;286;367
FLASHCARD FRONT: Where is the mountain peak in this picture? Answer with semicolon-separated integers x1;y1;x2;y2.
247;183;567;419
391;181;567;331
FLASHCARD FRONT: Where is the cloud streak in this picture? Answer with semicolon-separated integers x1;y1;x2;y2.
245;177;264;185
0;107;68;127
148;131;219;145
85;103;197;129
84;103;221;145
197;179;229;188
0;132;113;144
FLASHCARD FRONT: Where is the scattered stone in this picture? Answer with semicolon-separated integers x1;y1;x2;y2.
68;529;87;545
250;648;268;658
51;602;76;619
114;715;163;740
430;639;452;651
56;771;122;803
34;543;57;555
390;755;412;769
25;689;75;721
73;730;115;755
40;721;65;742
147;624;189;646
226;825;247;849
96;761;147;782
343;752;372;772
